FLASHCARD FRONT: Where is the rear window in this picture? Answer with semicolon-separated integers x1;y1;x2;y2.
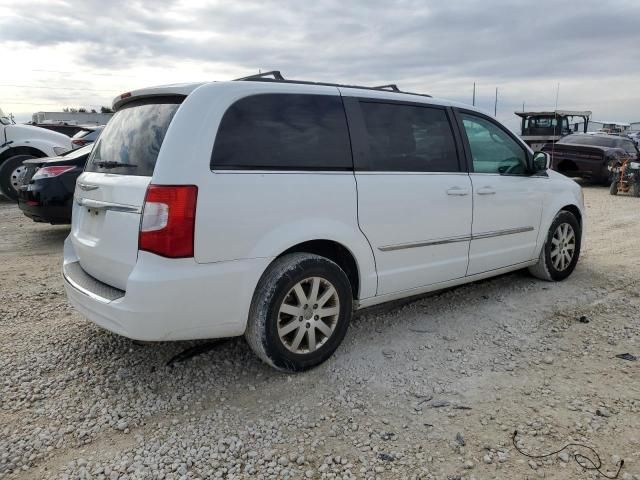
211;94;352;170
85;97;182;176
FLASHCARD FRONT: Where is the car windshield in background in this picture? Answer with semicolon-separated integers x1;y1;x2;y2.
527;116;558;128
559;135;631;149
0;108;10;125
61;144;93;159
85;99;182;176
72;129;93;139
83;128;103;142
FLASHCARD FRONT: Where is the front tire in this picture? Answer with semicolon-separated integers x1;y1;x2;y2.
528;210;581;281
609;180;619;196
0;154;37;201
245;253;353;372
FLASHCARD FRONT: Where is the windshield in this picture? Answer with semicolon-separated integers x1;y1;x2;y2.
0;108;11;125
85;98;182;176
527;116;558;128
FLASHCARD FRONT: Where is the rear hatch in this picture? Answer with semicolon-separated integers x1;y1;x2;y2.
70;97;183;290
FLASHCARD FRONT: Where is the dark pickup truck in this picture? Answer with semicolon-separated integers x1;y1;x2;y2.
543;134;639;184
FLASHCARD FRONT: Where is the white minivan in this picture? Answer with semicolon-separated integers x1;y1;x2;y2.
63;72;584;371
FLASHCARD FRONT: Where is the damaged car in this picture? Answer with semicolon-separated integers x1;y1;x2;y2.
543;133;639;184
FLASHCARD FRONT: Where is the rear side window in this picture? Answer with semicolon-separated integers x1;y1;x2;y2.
211;94;352;170
359;102;459;172
85;97;182;176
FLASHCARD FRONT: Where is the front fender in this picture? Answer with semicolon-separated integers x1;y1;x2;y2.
1;137;71;158
535;173;585;256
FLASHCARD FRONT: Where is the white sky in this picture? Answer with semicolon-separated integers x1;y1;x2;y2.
1;0;639;130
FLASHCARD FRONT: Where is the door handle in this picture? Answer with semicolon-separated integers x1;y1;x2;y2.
446;187;470;196
77;182;99;191
476;187;496;195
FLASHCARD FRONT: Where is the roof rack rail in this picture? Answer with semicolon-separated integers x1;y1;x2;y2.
234;71;285;81
232;71;431;98
373;84;400;92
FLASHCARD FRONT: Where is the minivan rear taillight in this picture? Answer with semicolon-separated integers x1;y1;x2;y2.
139;185;197;258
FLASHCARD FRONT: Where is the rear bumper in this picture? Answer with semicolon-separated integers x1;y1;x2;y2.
63;237;271;341
18;176;75;224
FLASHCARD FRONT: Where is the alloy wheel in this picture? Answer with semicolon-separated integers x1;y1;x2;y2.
277;277;340;354
550;223;576;271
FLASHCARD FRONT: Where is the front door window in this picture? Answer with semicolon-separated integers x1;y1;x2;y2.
462;114;528;175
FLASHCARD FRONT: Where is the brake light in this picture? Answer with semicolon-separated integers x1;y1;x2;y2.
32;165;75;180
139;185;197;258
72;139;89;147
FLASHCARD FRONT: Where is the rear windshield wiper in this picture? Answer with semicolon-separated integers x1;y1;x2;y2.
94;161;138;169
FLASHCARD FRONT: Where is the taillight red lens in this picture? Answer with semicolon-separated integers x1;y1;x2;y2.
72;139;88;146
32;165;75;180
139;185;197;258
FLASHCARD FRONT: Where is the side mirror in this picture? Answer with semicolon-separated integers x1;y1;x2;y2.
532;151;551;172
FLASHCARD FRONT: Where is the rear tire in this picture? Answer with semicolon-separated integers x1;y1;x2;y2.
245;253;353;372
609;181;619;196
528;210;581;282
632;182;640;197
0;154;36;201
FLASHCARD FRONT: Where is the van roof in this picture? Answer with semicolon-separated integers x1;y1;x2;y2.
113;82;206;110
112;72;486;116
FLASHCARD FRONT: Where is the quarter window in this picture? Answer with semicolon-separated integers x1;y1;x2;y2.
211;94;352;170
359;102;459;172
461;113;528;175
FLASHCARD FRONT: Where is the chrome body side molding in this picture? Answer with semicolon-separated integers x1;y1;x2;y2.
378;226;534;252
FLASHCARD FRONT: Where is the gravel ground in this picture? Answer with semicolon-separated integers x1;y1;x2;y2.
1;185;640;480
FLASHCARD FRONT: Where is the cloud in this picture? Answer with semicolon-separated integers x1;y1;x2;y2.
1;0;639;125
3;0;640;79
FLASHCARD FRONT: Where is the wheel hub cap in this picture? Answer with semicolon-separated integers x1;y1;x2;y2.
277;277;340;354
10;165;27;193
550;222;576;271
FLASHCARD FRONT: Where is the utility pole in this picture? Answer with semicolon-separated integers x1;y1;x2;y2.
522;102;525;112
472;82;476;106
494;87;498;117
